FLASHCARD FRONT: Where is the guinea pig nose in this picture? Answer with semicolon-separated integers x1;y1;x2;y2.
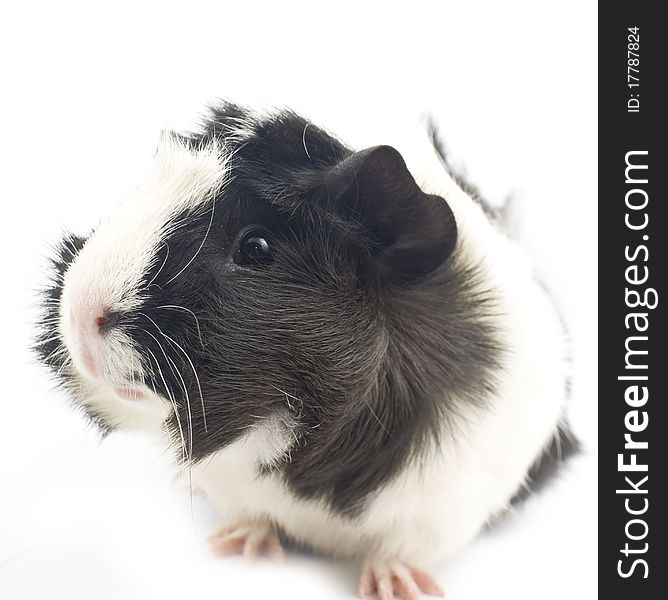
96;311;120;333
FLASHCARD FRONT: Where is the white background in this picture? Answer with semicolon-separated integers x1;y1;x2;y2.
0;2;597;599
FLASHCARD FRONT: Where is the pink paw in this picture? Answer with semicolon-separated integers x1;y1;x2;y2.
207;523;284;562
358;560;444;600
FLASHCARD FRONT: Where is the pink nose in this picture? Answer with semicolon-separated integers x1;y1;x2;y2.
95;311;120;332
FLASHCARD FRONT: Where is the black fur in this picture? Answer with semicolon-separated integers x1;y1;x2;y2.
426;116;498;221
510;425;581;505
36;104;567;517
36;234;88;373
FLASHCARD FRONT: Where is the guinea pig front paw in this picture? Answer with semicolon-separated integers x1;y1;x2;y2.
358;559;444;600
206;522;284;562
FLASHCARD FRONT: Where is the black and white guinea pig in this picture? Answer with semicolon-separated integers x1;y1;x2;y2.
36;103;576;599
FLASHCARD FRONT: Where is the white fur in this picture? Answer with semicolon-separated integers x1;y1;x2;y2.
71;377;172;433
60;119;569;568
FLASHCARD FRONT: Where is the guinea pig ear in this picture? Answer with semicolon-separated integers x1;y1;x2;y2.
325;145;457;281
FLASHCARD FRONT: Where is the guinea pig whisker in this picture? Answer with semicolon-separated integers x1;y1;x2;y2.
142;353;187;463
143;343;188;465
363;398;393;438
130;344;143;401
146;242;170;289
165;353;196;519
141;325;193;456
138;312;203;437
161;331;207;434
271;385;304;419
139;320;197;522
155;305;204;349
165;354;194;458
163;197;215;286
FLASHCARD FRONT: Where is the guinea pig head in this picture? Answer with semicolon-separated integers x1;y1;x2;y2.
37;108;458;465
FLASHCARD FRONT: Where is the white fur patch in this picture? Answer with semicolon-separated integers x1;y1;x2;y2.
72;373;172;433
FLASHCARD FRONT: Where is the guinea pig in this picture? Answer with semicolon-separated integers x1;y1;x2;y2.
36;103;577;599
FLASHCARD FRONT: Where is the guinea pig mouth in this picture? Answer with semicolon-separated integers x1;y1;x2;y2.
113;386;147;401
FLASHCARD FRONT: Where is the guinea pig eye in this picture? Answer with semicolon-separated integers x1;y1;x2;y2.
235;229;275;266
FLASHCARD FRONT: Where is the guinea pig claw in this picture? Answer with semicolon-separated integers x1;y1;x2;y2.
358;560;444;600
207;523;284;562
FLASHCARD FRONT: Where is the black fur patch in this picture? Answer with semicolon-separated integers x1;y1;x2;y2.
510;423;581;505
426;116;498;220
35;234;87;373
